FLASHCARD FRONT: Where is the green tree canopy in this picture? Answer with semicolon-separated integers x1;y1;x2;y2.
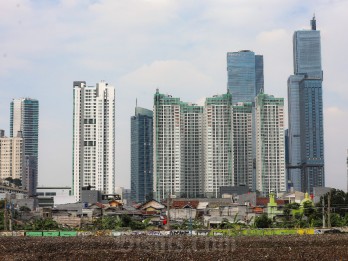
255;214;272;228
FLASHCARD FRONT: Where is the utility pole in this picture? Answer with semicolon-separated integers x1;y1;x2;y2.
328;190;331;229
322;197;326;228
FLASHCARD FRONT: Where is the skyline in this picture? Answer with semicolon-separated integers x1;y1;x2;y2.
1;1;348;191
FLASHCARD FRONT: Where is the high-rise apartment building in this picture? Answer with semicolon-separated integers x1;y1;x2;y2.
153;92;183;200
0;130;24;181
227;50;264;105
131;106;153;203
203;93;233;198
153;90;203;200
181;103;204;198
10;98;39;196
231;102;253;190
72;81;115;201
255;93;286;195
154;91;272;199
227;50;264;192
287;16;324;193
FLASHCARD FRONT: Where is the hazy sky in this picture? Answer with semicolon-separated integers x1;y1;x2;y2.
1;0;348;191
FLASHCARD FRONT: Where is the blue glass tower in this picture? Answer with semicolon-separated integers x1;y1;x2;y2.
287;15;324;193
10;98;39;196
131;106;153;203
227;50;264;105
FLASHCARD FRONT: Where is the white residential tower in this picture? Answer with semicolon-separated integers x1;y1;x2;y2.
72;81;115;201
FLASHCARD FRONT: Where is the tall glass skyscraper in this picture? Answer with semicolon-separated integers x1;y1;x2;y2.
10;98;39;196
227;50;264;105
287;16;324;193
131;106;153;203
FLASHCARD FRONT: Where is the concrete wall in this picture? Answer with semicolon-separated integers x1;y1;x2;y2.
169;209;197;221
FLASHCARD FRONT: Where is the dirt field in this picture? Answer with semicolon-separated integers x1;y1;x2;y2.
0;234;347;260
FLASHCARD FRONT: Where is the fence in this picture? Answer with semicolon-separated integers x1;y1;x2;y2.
0;228;320;237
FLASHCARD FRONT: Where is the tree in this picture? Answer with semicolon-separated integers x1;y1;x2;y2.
220;218;234;229
12;179;22;187
5;177;13;183
330;213;344;227
19;206;31;212
303;201;317;226
93;216;123;230
0;200;5;209
120;215;132;227
283;203;300;222
255;214;272;228
130;221;145;230
318;189;348;218
30;218;60;230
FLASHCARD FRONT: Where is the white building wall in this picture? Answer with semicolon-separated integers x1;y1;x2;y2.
231;103;253;189
0;134;24;181
73;81;115;202
153;102;182;200
203;95;233;198
11;100;22;136
255;94;286;195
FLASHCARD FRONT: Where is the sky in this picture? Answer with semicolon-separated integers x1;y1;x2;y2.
1;0;348;191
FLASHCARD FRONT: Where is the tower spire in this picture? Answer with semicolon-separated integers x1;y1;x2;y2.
311;14;316;30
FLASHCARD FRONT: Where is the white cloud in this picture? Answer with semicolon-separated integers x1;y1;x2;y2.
119;60;214;100
324;107;348;190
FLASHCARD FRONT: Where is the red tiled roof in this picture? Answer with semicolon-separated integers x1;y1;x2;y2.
276;199;286;205
171;200;199;209
95;202;106;209
253;207;264;214
256;198;286;206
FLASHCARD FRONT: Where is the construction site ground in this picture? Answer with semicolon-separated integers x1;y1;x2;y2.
0;234;347;260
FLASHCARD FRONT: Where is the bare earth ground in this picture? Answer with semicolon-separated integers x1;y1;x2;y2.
0;234;347;261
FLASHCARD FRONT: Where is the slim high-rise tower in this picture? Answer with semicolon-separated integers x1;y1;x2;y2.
203;93;233;198
131;106;153;203
287;15;324;193
227;50;264;105
255;93;286;195
72;81;115;201
10;98;39;196
231;102;253;190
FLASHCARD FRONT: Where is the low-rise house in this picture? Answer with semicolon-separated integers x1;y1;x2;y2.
281;191;305;204
136;199;166;215
170;200;198;221
52;209;81;228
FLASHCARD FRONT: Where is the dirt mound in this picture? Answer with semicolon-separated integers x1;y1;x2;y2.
0;234;347;260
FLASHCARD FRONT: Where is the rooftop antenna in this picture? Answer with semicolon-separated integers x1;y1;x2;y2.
311;13;316;30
